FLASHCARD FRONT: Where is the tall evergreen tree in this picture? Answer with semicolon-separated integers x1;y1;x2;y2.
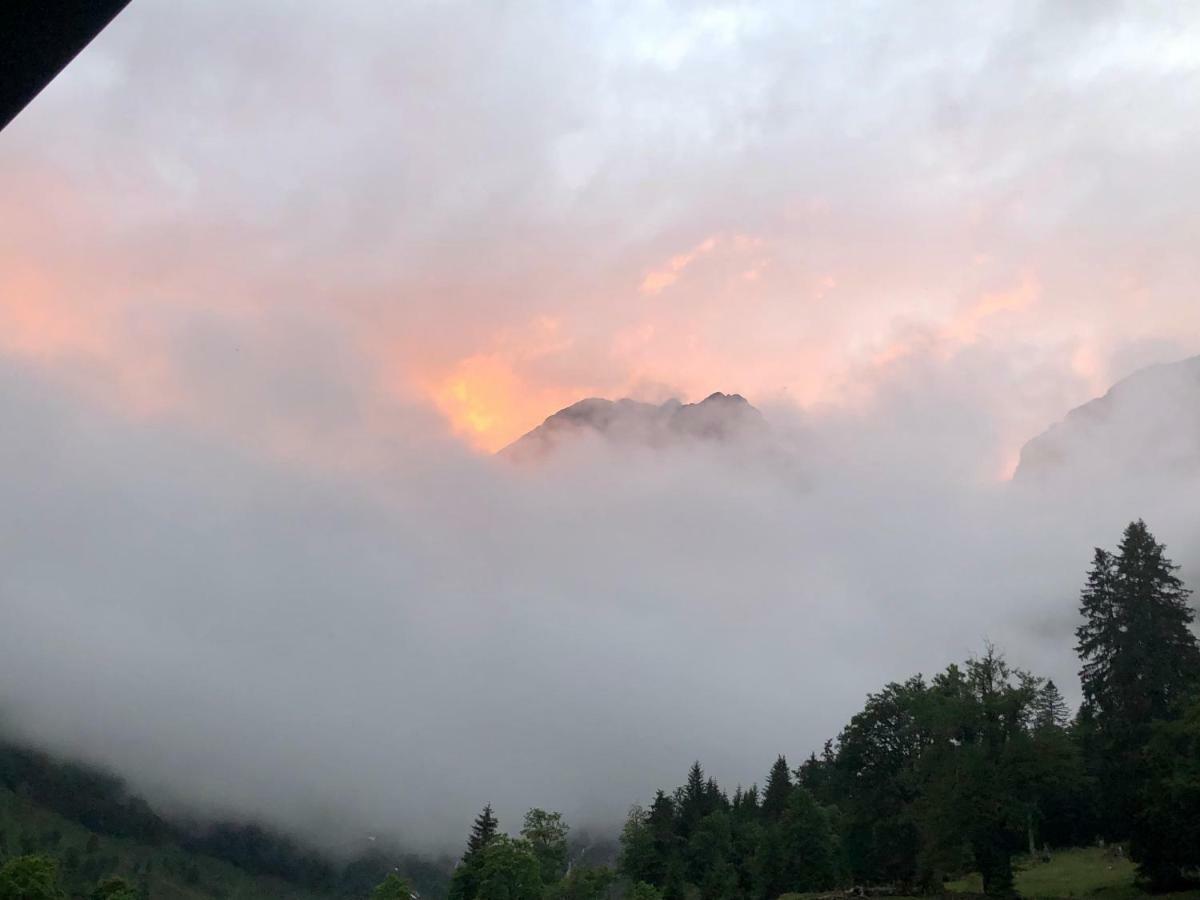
760;756;792;821
677;762;708;838
448;804;500;900
466;804;499;856
645;791;680;888
1075;521;1200;837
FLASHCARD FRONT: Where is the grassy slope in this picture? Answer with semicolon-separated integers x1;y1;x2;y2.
945;847;1200;900
0;787;329;900
780;848;1200;900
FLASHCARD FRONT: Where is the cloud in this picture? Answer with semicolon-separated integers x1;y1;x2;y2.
3;347;1200;856
5;0;1200;450
3;0;1200;859
640;236;718;296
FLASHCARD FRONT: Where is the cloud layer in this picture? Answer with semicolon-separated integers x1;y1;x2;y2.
3;0;1200;856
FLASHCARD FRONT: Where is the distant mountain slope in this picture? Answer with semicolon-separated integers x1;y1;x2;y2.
499;392;766;462
0;786;328;900
1014;355;1200;482
0;736;450;899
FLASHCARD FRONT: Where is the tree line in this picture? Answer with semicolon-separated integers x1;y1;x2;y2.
444;520;1200;899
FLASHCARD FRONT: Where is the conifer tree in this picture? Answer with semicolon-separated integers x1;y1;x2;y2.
1075;521;1200;836
465;804;499;856
645;791;679;888
704;777;726;815
1034;680;1070;731
736;784;759;817
677;762;707;837
448;804;500;900
760;756;792;821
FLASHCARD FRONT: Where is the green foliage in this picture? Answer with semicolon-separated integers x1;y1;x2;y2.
450;804;503;900
833;675;928;887
1133;697;1200;891
544;865;615;900
473;835;542;900
1034;680;1071;732
0;783;444;900
371;871;414;899
779;788;837;891
1076;521;1200;838
91;876;137;900
760;756;792;821
618;805;658;886
685;811;733;895
520;808;569;884
627;883;662;900
467;805;500;857
0;855;63;900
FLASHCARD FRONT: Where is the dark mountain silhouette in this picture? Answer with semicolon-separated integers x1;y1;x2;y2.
499;392;766;462
1014;355;1200;482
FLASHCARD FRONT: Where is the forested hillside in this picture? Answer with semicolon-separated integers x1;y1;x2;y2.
0;740;451;899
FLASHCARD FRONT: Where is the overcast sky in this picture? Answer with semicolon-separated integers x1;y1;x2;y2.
2;0;1200;854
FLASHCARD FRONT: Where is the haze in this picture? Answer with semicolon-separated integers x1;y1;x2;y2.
2;0;1200;855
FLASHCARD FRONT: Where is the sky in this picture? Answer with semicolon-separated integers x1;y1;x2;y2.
2;0;1200;855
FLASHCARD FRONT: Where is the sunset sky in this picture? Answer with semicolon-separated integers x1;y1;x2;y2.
4;1;1200;464
5;0;1200;849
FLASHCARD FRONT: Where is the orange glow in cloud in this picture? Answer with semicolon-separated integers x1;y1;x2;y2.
1;266;103;360
0;265;180;417
869;273;1041;372
942;273;1040;345
640;236;718;295
1070;343;1110;397
430;354;586;452
424;317;590;452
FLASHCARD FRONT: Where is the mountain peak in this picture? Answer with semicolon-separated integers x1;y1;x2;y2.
1014;354;1200;482
499;392;765;462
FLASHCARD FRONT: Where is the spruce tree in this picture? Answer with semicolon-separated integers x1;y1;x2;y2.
448;804;500;900
646;791;679;888
1075;521;1200;836
760;755;792;821
677;762;707;837
1034;680;1070;731
704;777;726;815
1078;521;1199;722
465;804;499;856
